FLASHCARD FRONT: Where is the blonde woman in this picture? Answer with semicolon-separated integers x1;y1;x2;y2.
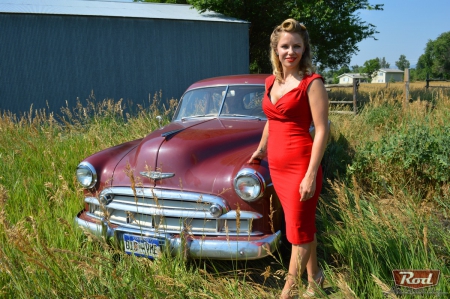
249;19;329;298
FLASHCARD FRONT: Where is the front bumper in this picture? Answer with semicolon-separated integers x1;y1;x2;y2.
75;213;282;260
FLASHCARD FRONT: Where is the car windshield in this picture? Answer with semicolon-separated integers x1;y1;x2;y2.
173;85;266;121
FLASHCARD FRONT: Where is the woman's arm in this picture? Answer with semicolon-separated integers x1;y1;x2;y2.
299;78;329;201
248;121;269;163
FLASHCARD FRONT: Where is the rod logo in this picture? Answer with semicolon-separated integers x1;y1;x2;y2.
392;270;440;289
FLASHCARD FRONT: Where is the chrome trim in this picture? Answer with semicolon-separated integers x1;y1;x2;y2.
209;204;223;217
75;216;281;260
233;168;266;202
161;129;185;139
140;171;175;180
90;198;215;219
85;187;263;237
86;211;262;236
99;193;114;205
183;84;265;92
76;161;98;189
217;85;229;115
100;187;228;208
85;197;262;220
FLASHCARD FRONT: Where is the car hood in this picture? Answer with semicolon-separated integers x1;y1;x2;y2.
111;118;266;195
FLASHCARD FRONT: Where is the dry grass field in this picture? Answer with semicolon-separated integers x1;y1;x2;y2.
0;83;449;298
326;81;450;114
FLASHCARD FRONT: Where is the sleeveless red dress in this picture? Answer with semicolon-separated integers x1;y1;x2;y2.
263;73;323;245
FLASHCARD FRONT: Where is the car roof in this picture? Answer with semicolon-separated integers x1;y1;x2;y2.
187;74;271;90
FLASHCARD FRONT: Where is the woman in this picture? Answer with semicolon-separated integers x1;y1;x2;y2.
249;19;329;298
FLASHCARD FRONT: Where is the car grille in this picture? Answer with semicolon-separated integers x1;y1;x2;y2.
85;187;263;236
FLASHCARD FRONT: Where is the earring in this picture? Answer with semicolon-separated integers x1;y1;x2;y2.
276;52;279;56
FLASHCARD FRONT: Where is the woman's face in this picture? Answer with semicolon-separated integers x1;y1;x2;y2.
276;32;304;70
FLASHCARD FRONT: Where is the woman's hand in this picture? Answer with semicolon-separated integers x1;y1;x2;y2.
248;148;267;163
299;172;317;201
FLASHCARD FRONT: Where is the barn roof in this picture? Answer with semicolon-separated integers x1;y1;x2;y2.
0;0;248;23
378;68;404;73
337;73;368;79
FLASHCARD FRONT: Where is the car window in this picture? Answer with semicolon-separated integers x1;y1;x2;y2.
174;85;266;121
174;87;226;120
220;86;265;118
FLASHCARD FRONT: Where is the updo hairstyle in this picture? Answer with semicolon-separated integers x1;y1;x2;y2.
270;18;313;82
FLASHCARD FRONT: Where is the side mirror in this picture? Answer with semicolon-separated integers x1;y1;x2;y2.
156;115;162;128
309;120;336;145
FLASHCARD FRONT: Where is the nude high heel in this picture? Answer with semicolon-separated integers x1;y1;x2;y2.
302;269;325;298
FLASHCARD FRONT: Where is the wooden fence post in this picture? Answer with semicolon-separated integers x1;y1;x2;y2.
404;68;410;108
353;79;358;115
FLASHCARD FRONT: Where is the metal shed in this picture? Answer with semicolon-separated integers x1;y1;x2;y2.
0;0;250;115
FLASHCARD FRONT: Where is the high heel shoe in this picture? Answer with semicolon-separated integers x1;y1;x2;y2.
302;269;325;298
280;288;292;299
280;281;295;299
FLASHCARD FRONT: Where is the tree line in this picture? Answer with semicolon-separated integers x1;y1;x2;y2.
139;0;449;81
139;0;383;72
322;56;409;84
325;28;450;83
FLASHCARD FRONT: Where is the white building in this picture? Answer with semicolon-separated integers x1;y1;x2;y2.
371;69;404;83
337;73;369;84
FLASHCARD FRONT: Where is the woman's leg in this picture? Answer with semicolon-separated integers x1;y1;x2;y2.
306;234;319;282
280;238;316;299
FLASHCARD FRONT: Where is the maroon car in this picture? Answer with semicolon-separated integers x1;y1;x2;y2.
75;74;285;260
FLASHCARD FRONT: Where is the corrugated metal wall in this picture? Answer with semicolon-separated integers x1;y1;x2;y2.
0;13;249;115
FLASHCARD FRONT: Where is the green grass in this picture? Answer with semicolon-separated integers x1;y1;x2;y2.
1;87;449;298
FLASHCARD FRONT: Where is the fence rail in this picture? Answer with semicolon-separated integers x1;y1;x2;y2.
425;73;450;90
325;71;449;115
325;80;358;115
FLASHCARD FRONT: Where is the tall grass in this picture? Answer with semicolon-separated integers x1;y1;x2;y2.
0;84;449;298
321;83;450;298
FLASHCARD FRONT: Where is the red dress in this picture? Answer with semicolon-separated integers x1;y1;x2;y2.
263;74;323;245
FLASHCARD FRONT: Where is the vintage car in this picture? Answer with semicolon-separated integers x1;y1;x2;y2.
75;74;286;260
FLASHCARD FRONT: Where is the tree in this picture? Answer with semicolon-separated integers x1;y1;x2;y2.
395;54;410;70
416;31;450;80
351;65;363;73
377;57;390;69
323;64;351;84
415;46;433;80
362;58;380;82
174;0;383;73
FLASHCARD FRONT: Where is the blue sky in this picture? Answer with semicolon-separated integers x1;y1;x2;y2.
349;0;450;68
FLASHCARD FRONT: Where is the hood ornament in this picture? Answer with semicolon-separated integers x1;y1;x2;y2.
140;171;175;180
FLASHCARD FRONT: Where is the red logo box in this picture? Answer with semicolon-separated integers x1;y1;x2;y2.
392;270;440;289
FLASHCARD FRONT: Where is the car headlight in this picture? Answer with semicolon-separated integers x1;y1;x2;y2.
233;168;265;202
76;162;97;189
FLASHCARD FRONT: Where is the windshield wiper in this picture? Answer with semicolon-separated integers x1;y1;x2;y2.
181;113;217;120
220;114;262;120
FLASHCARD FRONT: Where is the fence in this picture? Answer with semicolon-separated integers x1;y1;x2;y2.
325;70;449;114
325;80;359;115
425;73;450;90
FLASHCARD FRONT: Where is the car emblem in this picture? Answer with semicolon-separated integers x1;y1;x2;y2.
140;171;175;180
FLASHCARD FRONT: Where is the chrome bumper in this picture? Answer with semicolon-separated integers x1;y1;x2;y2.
75;216;281;260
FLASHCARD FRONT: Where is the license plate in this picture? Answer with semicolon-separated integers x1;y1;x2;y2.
123;234;161;259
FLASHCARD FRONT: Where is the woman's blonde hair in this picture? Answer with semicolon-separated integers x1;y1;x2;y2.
270;18;313;82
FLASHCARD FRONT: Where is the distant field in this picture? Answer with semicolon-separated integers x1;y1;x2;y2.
361;80;450;91
330;81;450;94
326;81;450;114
